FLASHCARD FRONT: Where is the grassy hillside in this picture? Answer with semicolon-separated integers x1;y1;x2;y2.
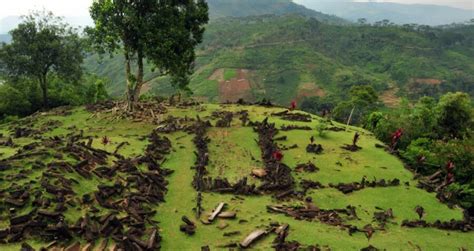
0;103;472;250
86;15;474;105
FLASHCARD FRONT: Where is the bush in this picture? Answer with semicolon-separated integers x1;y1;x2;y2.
0;85;32;117
301;96;336;115
432;139;474;184
445;183;474;209
435;92;472;139
316;119;329;137
401;138;437;174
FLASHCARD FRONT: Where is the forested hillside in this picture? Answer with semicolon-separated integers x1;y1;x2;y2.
207;0;346;24
85;15;474;105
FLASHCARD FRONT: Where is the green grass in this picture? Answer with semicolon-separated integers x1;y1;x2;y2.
0;104;472;250
207;127;262;183
223;68;238;81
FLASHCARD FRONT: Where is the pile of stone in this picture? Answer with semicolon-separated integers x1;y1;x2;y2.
194;176;260;195
306;143;323;154
212;111;234;128
191;119;212;191
238;110;249;126
295;162;319;173
267;205;358;230
253;118;294;192
0;127;173;249
85;100;117;112
373;208;394;228
300;180;325;194
329;178;400;194
280;125;312;131
180;216;197;235
272;110;312;122
402;218;473;232
155;115;193;133
341;132;362;152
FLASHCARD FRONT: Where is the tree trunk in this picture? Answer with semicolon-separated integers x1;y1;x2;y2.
39;74;48;108
125;52;135;111
125;50;144;112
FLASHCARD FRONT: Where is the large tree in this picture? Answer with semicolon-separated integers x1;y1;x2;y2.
87;0;209;111
0;11;83;107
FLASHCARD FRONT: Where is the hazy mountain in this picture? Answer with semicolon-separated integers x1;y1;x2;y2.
0;34;11;43
207;0;347;24
0;16;92;33
294;0;474;26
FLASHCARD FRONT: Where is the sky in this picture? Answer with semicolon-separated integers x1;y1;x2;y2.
0;0;93;18
353;0;474;9
0;0;472;19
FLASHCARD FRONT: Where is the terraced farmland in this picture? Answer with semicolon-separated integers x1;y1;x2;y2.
0;103;472;250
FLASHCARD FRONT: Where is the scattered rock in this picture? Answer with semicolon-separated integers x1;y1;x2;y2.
240;229;267;248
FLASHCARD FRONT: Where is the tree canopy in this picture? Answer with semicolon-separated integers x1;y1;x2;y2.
87;0;209;110
0;11;83;107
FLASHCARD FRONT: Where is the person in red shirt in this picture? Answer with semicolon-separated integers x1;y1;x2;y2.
445;161;455;173
272;151;283;161
390;128;403;150
446;172;455;185
444;161;455;185
290;100;297;111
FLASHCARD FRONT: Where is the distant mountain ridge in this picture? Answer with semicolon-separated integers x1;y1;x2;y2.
294;0;474;26
207;0;347;24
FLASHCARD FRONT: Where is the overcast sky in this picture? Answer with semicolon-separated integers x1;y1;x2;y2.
0;0;473;19
353;0;473;9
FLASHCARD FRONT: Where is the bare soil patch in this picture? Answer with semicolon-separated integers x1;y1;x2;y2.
411;78;443;85
381;87;401;108
218;69;253;103
296;82;326;102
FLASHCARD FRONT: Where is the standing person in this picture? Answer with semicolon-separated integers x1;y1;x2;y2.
390;128;403;150
272;150;283;162
290;100;297;111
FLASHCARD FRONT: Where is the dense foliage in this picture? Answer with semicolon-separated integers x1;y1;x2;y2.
368;92;473;210
0;12;109;121
0;11;83;107
0;74;110;121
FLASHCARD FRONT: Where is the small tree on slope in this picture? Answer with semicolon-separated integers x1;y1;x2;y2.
0;11;83;108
